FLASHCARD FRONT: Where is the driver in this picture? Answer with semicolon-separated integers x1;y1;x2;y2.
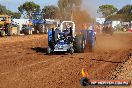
65;23;71;30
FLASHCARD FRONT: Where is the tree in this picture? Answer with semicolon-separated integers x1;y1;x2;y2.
107;5;132;22
18;1;40;18
58;0;82;20
98;4;118;17
0;4;9;14
107;14;132;21
12;12;21;19
117;4;132;14
117;4;132;21
0;4;21;18
42;5;60;19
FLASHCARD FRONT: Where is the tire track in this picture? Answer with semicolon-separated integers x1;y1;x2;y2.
0;56;61;75
0;54;78;75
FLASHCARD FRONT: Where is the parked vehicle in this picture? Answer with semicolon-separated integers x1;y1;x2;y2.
102;20;114;35
30;12;46;34
0;15;12;36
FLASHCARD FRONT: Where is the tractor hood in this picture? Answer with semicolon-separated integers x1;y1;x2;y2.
31;19;46;24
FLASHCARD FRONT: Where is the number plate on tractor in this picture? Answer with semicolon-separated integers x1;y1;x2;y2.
58;45;63;49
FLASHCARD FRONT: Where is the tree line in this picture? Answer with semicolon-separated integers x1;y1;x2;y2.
0;0;91;29
98;4;132;22
1;1;131;22
0;4;21;18
17;0;91;29
17;0;84;20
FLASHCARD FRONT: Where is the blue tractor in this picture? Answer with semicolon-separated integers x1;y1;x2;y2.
31;12;46;34
47;21;95;54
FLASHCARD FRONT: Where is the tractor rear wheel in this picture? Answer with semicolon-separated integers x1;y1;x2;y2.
6;24;11;36
70;47;74;54
74;35;85;53
38;24;44;34
33;26;38;34
23;29;30;35
44;28;48;34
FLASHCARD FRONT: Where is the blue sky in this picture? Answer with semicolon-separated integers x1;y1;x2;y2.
0;0;132;17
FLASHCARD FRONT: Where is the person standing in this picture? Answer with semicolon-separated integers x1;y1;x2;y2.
17;23;20;35
28;21;33;35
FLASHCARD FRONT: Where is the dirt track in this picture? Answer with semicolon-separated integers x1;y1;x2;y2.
0;33;132;88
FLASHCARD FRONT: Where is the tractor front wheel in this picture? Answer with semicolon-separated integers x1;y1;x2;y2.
22;29;30;35
74;35;85;53
47;47;51;55
70;47;74;54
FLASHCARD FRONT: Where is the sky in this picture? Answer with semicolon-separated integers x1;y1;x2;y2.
0;0;132;18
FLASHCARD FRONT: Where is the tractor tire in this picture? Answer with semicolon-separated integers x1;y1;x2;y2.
38;24;44;34
32;25;38;34
70;47;74;54
44;28;48;34
23;30;30;35
0;30;5;37
74;35;85;53
7;29;11;36
47;47;51;55
7;24;11;36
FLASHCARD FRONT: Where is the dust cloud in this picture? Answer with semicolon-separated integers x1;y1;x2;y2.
72;0;97;29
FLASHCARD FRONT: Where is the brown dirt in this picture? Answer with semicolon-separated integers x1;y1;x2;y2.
108;56;132;88
0;33;132;88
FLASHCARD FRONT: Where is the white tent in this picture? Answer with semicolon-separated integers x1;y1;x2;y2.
96;18;105;24
13;19;30;30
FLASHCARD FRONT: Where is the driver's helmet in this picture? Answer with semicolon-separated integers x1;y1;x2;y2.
65;23;71;30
